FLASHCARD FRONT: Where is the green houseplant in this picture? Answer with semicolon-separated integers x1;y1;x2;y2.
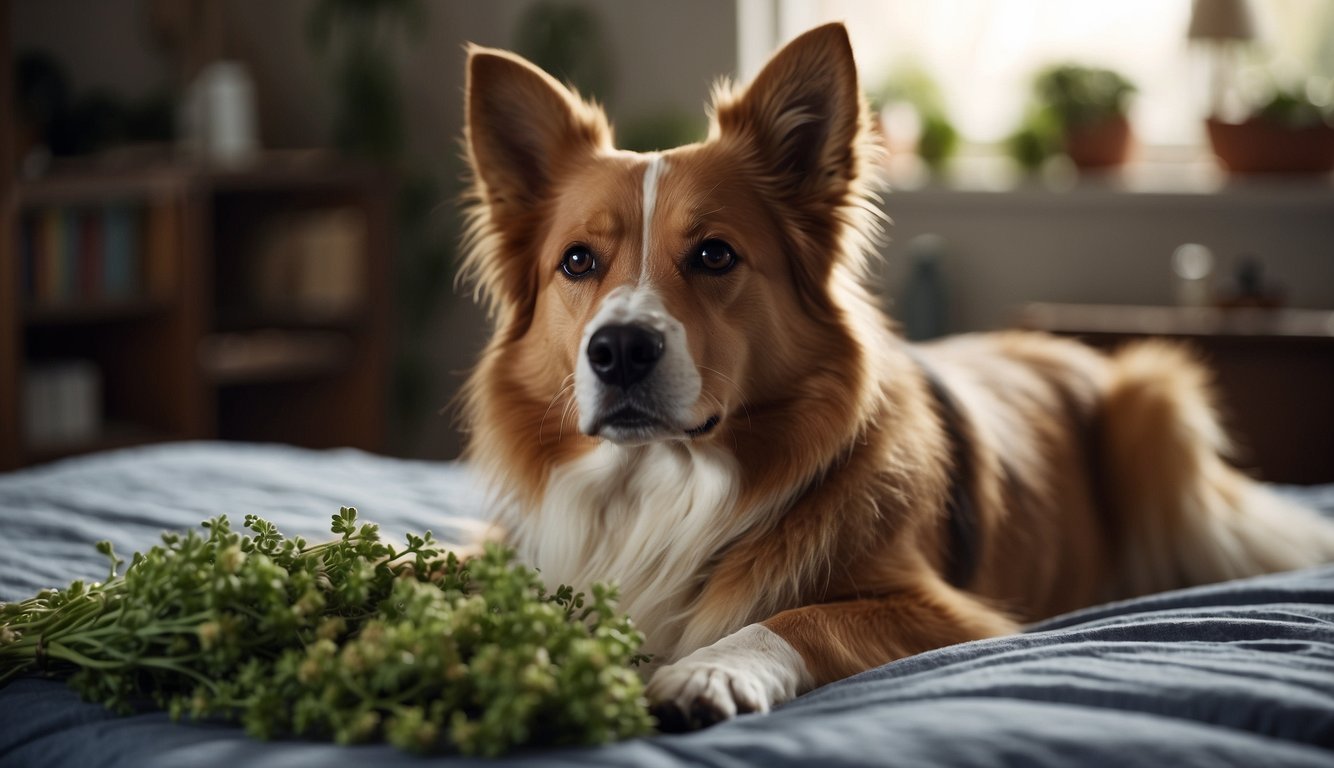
870;66;960;173
306;0;455;447
1206;84;1334;173
1008;64;1136;171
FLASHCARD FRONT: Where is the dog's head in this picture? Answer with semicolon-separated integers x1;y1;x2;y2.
462;24;879;471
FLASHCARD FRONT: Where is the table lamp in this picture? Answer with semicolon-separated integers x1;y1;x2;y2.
1188;0;1257;119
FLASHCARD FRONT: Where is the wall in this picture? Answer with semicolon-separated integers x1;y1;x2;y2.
225;0;737;175
879;185;1334;333
12;1;166;97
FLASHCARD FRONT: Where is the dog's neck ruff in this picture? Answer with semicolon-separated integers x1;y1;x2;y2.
497;441;759;662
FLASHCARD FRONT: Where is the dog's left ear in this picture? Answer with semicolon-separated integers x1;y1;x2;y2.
713;23;863;208
464;45;612;313
466;46;611;222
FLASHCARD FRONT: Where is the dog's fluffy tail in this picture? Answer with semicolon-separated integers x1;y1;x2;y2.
1100;341;1334;599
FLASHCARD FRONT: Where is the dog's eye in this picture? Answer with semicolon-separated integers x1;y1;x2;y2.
561;246;596;278
695;239;737;273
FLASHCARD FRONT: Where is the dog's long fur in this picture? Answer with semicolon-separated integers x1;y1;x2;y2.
458;24;1334;729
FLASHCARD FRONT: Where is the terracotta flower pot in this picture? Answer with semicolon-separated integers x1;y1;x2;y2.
1206;117;1334;174
1063;114;1132;169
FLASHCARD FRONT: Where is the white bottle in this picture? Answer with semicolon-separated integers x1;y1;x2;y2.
181;61;259;166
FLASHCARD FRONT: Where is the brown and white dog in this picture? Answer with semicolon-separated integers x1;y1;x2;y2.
458;23;1334;730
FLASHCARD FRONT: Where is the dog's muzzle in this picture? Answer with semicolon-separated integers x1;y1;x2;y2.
575;288;715;442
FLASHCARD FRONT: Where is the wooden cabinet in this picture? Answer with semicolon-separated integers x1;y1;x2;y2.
1019;303;1334;485
1;161;393;470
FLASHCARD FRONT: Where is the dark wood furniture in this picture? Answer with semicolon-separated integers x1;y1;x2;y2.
1;0;17;470
1;158;393;471
1019;302;1334;484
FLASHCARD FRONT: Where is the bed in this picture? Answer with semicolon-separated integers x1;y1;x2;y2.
1;442;1332;767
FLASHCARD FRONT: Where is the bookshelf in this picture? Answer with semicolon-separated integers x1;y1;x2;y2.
0;158;393;470
1;0;19;469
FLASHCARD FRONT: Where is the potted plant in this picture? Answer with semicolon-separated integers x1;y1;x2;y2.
1206;86;1334;174
869;66;960;175
1004;106;1061;174
1031;64;1137;170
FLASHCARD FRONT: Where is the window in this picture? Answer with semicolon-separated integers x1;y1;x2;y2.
742;0;1334;149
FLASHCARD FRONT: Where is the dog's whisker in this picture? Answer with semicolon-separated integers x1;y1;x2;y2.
699;390;742;450
539;381;578;446
699;366;753;429
558;392;581;442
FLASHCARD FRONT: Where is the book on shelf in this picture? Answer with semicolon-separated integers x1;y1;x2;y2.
19;203;164;309
144;202;179;299
249;208;366;315
79;209;103;299
22;360;103;449
104;205;140;299
35;208;61;302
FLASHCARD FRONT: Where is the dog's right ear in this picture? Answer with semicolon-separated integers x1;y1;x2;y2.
465;46;611;225
712;24;862;208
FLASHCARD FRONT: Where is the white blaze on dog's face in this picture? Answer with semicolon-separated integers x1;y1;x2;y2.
464;28;867;456
558;156;697;443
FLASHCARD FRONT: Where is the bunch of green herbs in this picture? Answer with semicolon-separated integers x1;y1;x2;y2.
0;508;653;756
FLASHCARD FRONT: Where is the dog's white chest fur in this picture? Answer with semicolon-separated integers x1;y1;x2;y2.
502;442;748;661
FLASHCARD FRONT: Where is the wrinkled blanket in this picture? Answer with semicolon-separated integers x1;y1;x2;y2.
1;443;1331;767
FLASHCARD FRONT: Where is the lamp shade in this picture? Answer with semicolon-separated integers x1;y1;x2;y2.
1188;0;1257;41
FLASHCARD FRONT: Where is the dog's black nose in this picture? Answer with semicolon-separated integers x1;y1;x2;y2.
587;324;664;389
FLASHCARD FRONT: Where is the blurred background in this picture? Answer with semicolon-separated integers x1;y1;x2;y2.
1;0;1331;482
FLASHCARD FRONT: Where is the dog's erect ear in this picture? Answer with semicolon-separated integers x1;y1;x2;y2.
466;46;611;222
713;23;863;207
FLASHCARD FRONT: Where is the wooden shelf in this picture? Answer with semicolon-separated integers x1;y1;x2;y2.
13;152;388;207
205;158;388;193
23;422;182;465
1019;303;1334;341
15;171;188;208
24;298;174;326
1;1;18;470
199;331;354;386
212;305;366;332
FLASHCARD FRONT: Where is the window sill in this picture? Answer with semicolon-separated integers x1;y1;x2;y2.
881;146;1334;207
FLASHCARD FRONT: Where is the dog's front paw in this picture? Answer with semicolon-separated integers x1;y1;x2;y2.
647;658;770;731
646;624;812;732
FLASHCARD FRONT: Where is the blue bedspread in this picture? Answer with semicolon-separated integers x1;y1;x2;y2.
1;442;1332;767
